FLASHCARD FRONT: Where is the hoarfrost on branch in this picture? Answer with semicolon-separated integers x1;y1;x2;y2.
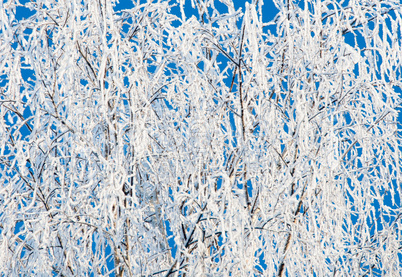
1;0;402;275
